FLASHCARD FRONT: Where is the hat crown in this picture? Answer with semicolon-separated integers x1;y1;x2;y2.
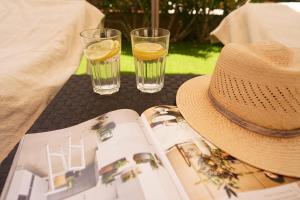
209;42;300;133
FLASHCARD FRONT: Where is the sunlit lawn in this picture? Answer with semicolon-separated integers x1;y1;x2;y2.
76;41;222;75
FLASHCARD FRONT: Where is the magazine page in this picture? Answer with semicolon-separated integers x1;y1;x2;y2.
141;105;300;200
2;109;181;200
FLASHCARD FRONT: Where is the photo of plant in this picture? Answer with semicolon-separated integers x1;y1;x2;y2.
121;168;141;183
182;142;239;198
144;106;300;200
133;153;159;169
166;140;299;200
99;158;129;184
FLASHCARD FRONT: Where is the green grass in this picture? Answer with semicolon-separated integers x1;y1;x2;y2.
76;41;222;75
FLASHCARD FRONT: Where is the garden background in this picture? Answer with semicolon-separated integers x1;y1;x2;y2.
77;0;292;75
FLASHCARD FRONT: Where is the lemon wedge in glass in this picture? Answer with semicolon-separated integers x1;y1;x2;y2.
85;40;120;62
133;42;167;60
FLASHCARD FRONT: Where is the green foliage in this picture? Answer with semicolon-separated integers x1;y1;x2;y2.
100;0;152;13
92;0;248;15
88;0;252;42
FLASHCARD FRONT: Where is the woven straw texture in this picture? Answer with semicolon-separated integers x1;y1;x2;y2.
0;73;196;193
177;42;300;177
210;42;300;131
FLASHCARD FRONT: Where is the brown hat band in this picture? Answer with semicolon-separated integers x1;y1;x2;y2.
208;89;300;138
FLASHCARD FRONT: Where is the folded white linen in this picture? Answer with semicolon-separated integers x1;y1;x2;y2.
0;0;104;162
210;3;300;48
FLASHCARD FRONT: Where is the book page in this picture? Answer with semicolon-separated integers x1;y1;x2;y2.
142;105;300;200
3;109;181;200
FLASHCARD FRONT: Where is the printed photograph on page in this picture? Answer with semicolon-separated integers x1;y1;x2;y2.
94;110;179;200
5;109;180;200
143;105;300;200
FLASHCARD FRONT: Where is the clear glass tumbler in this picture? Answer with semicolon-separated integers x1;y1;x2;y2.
131;28;170;93
80;28;121;95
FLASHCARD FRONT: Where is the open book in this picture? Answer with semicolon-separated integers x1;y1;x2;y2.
2;106;300;200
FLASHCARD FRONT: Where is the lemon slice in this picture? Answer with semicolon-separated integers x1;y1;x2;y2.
133;42;167;60
107;40;120;59
85;40;120;62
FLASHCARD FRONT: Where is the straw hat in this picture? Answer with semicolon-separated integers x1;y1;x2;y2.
176;42;300;177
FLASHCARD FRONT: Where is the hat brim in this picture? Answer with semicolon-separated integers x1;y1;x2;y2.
176;75;300;178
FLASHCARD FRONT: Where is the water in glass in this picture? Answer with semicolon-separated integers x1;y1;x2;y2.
131;28;170;93
85;39;120;95
89;53;120;95
133;42;167;93
134;51;166;93
81;29;121;95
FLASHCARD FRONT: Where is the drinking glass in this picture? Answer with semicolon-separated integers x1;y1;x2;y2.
80;28;121;95
131;28;170;93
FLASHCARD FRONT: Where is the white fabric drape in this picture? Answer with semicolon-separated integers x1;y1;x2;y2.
0;0;104;162
210;3;300;48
